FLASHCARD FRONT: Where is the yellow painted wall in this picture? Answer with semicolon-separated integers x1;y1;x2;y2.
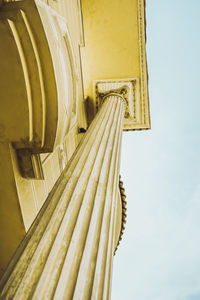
81;0;140;106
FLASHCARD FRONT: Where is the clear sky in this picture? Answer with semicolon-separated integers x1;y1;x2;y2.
112;1;200;299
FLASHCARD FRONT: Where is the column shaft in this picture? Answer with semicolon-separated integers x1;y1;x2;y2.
0;95;125;300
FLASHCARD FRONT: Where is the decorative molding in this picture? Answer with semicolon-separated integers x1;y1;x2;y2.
138;0;150;129
0;0;58;151
114;175;127;254
7;18;34;143
20;9;46;148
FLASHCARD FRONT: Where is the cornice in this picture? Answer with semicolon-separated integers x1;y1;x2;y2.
138;0;150;129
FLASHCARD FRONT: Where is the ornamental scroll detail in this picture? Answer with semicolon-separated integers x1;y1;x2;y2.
97;85;131;118
95;80;137;121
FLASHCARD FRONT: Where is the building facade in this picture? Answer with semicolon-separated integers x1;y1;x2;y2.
0;0;150;298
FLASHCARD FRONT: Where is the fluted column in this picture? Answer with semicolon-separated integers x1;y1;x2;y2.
0;94;125;300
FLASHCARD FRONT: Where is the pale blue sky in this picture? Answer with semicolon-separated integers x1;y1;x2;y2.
112;1;200;299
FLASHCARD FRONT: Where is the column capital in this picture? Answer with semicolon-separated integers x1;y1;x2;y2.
94;78;150;131
97;85;128;114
